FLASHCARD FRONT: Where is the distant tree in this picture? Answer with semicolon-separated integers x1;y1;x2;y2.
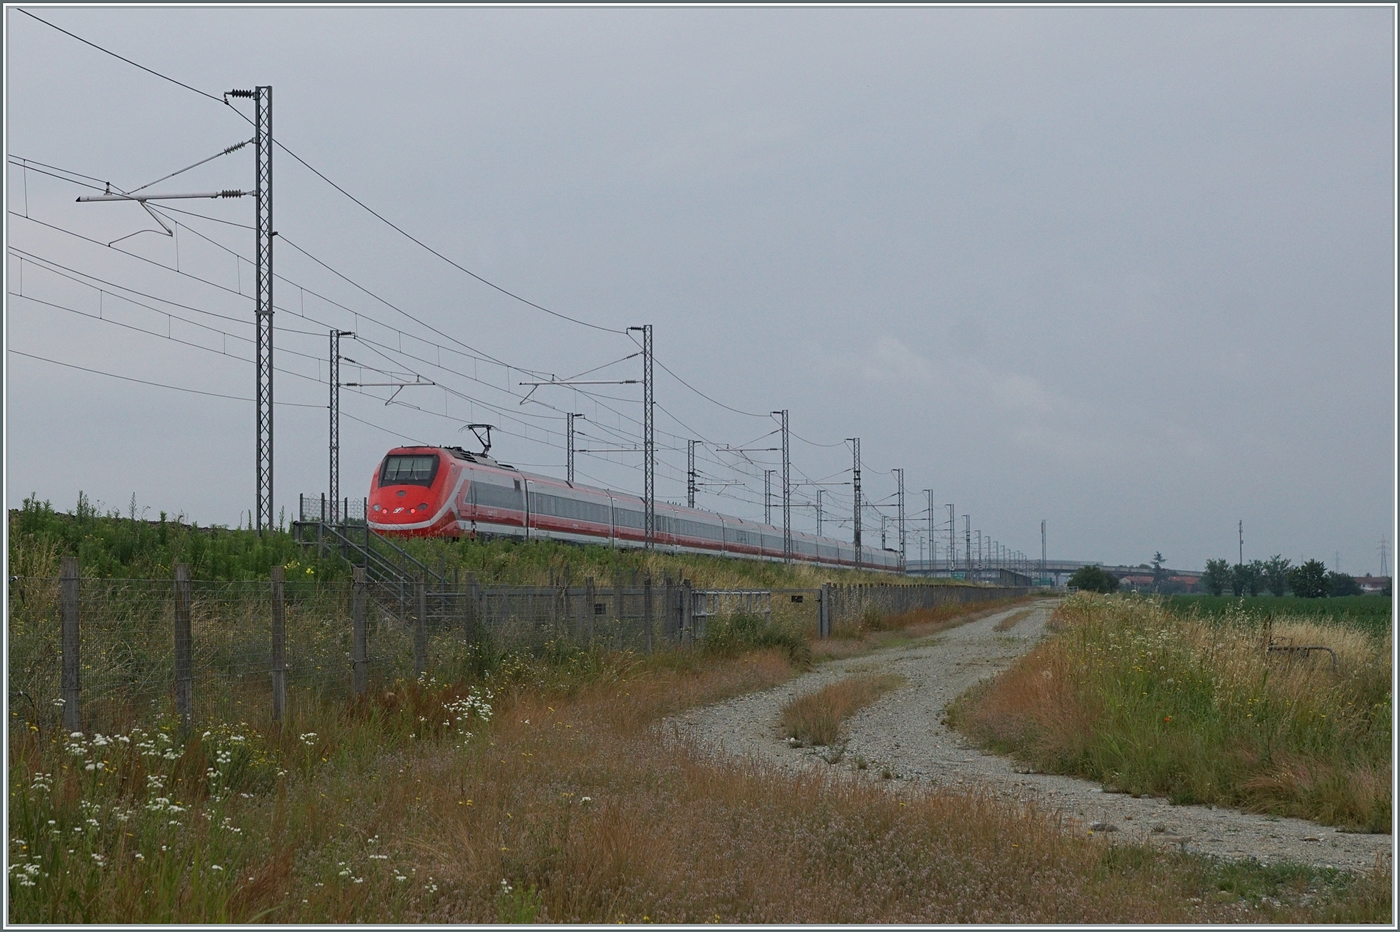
1286;559;1329;599
1229;562;1259;597
1262;555;1292;597
1246;560;1266;596
1202;559;1231;596
1150;551;1168;592
1068;565;1119;593
1326;570;1362;597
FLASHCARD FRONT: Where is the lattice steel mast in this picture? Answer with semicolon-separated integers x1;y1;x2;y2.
893;467;905;572
848;437;861;568
329;329;352;522
627;325;654;550
687;440;697;508
228;86;274;533
775;410;791;562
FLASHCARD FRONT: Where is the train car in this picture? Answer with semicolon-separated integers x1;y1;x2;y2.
367;444;899;572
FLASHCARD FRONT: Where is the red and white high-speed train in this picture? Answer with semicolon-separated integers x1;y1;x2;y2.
367;445;899;571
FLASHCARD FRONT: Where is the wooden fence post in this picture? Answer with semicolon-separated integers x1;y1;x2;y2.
173;563;193;732
270;565;286;724
414;577;428;678
352;567;367;695
60;556;81;733
819;582;831;639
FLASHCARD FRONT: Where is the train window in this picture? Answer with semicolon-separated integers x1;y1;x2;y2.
381;455;438;487
473;482;522;510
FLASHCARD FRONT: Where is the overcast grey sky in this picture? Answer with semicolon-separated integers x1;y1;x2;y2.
4;6;1395;573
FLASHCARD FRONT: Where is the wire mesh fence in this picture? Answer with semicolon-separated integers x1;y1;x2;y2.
824;581;1025;627
9;565;1029;736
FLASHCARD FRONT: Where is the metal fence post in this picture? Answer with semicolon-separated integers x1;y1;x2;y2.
663;576;675;643
173;563;193;732
644;573;654;653
464;572;479;644
352;567;368;695
414;576;428;678
270;565;286;724
60;556;81;733
585;577;596;643
613;568;624;632
819;582;831;639
681;579;693;647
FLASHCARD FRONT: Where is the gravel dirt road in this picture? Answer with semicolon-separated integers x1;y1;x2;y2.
669;599;1393;874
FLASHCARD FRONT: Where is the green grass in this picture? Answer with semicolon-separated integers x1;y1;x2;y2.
8;495;930;589
8;494;339;582
702;612;811;666
9;639;1390;924
1164;595;1392;636
950;593;1392;831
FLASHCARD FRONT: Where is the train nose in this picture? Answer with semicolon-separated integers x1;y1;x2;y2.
370;497;432;518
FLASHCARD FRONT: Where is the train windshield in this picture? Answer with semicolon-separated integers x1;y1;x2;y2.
380;454;439;487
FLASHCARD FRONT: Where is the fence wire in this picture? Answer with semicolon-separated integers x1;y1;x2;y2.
9;574;1028;735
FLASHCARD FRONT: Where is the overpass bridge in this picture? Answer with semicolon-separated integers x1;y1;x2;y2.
903;559;1203;588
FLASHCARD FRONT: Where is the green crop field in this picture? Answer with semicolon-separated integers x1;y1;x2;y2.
1163;594;1392;636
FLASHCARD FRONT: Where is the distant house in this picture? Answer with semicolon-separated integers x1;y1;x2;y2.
1355;575;1391;594
1117;574;1155;590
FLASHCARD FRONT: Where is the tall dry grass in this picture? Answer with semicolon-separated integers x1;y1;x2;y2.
229;652;1388;924
949;593;1392;831
780;674;906;746
10;601;1391;924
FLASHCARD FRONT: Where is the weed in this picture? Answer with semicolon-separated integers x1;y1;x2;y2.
951;593;1392;830
779;674;905;746
495;878;544;923
8;638;1392;924
703;613;811;666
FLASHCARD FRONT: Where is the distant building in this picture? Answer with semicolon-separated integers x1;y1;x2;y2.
1355;575;1391;594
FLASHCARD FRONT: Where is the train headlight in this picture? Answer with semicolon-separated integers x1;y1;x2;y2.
418;503;429;512
372;504;381;512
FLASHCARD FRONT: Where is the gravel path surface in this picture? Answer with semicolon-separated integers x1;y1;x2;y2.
669;600;1393;874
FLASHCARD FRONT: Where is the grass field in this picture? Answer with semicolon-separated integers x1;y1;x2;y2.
8;495;939;590
950;593;1392;832
1164;594;1393;637
7;595;1391;923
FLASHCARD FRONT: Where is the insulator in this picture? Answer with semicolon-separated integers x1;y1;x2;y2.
218;189;245;198
227;89;254;98
223;139;251;154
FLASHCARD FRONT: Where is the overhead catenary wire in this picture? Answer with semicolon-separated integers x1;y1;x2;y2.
15;8;227;104
7;32;921;527
7;289;348;394
12;152;868;488
8;348;322;407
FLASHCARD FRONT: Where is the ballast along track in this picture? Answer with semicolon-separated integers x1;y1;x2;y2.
366;445;901;571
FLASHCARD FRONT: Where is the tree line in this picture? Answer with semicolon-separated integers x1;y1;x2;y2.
1066;553;1380;598
1199;556;1364;598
